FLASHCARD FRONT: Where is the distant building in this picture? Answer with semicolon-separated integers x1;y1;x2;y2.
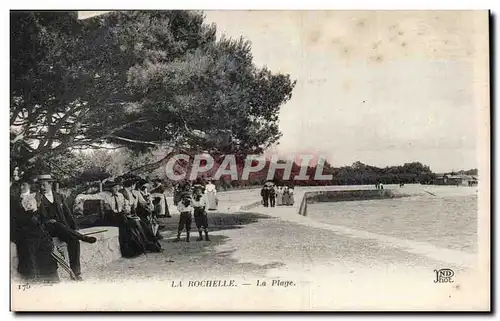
434;174;478;186
462;175;478;186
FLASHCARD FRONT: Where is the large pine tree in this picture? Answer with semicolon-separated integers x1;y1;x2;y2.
10;11;296;179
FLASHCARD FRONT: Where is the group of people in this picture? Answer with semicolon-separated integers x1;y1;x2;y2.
11;172;99;283
173;179;218;210
171;179;218;242
260;184;294;207
99;175;164;259
11;171;220;284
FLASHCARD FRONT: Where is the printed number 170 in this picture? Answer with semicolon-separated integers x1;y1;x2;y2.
17;284;30;291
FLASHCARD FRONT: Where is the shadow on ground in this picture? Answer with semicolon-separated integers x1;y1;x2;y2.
158;211;271;233
86;212;284;281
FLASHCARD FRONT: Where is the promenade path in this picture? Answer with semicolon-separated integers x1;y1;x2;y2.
13;185;487;311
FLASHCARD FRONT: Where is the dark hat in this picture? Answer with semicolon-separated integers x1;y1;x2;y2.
103;179;120;188
34;174;54;182
121;174;141;185
19;175;35;184
122;178;137;187
180;191;191;199
136;178;151;189
121;173;141;181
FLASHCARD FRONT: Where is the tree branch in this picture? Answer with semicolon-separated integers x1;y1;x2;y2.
123;146;194;176
108;135;161;146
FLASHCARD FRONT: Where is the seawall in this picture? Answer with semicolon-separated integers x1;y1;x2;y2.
298;189;412;216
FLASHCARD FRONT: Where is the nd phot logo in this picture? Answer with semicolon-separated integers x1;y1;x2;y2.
433;268;454;283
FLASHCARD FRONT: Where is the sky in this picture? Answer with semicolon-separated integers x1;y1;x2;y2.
203;11;488;173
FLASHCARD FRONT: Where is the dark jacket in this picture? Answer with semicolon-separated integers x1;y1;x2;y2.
36;192;78;230
10;195;58;280
11;195;50;243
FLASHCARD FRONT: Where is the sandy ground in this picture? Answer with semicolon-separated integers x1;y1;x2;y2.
11;185;489;311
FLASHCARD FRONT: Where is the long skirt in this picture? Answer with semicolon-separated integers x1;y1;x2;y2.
276;192;283;206
206;192;218;210
119;216;162;258
15;236;59;283
12;213;59;283
283;193;294;206
105;212;161;258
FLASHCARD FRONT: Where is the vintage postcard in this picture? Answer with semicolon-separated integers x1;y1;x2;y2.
9;10;490;311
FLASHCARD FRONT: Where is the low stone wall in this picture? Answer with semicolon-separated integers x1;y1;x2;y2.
11;226;120;282
298;189;406;216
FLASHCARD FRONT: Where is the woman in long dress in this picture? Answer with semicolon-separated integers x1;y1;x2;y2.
275;186;283;206
204;180;218;210
11;179;59;283
287;187;295;205
116;178;161;256
283;186;294;206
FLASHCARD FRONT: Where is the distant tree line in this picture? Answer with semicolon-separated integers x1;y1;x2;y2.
222;160;438;187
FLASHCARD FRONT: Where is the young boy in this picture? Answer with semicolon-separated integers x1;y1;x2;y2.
192;192;210;241
175;193;193;242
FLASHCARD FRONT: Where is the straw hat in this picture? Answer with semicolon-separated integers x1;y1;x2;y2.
103;179;120;189
34;174;54;182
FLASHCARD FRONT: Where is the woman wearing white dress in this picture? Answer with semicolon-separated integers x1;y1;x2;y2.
276;186;283;206
204;180;218;210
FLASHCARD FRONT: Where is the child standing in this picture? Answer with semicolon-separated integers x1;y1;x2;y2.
192;192;210;241
174;194;193;242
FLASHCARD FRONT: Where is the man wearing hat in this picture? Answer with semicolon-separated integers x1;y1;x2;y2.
35;173;96;281
261;186;270;207
11;175;59;283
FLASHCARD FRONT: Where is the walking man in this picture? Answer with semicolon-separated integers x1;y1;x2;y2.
269;185;276;208
261;186;269;207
